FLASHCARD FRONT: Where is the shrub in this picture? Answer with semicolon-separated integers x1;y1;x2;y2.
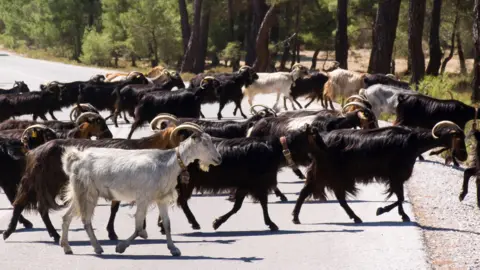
80;29;113;66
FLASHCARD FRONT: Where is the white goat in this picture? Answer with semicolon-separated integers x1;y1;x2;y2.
357;84;415;118
59;124;222;256
243;65;308;111
323;68;367;110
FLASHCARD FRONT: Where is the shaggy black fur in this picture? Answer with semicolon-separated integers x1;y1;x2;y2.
364;74;411;89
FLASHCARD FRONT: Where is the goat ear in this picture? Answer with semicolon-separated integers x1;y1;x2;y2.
79;122;89;131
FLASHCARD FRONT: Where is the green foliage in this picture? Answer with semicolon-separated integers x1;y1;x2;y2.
417;74;473;104
220;42;242;64
80;29;113;66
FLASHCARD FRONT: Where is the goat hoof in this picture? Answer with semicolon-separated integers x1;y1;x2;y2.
191;223;201;230
353;217;363;224
226;196;235;202
279;195;288;202
64;249;73;255
160;229;166;235
3;230;12;240
52;235;60;244
94;247;104;254
108;233;118;241
292;218;301;225
170;247;182;257
212;219;223;230
376;207;385;216
402;215;411;222
138;230;148;239
22;220;33;229
269;223;279;231
115;241;128;254
241;114;247;119
459;193;466;202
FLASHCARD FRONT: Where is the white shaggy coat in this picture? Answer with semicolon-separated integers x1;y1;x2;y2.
243;70;306;110
323;69;366;109
59;133;221;256
360;84;415;118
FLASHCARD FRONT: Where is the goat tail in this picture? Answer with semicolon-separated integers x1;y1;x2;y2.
61;146;82;176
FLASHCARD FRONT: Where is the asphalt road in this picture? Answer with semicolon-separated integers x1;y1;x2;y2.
0;51;428;270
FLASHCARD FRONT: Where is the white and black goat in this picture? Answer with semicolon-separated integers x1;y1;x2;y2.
355;84;415;118
59;124;222;256
243;64;309;111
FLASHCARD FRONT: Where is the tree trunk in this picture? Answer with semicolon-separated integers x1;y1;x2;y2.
368;0;402;74
181;0;203;73
472;0;480;101
457;32;467;74
178;0;191;54
279;2;292;70
246;0;267;66
426;0;443;76
193;3;210;73
440;12;458;74
335;0;349;69
253;4;277;72
227;0;235;41
408;0;426;87
131;54;137;67
290;1;302;68
311;48;321;70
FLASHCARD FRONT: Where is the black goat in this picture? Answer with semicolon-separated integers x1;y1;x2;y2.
0;86;61;122
0;81;30;94
285;71;329;110
150;105;277;139
0;125;57;233
189;66;258;119
292;121;467;224
159;124;322;232
363;74;411;89
395;93;476;166
78;76;150;123
127;77;220;139
112;75;186;126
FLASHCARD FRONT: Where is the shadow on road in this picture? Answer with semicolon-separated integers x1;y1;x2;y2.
85;254;263;262
268;199;395;205
277;181;305;184
417;160;465;172
13;238;236;246
179;229;362;238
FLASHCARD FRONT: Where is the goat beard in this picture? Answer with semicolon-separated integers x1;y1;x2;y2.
198;163;211;172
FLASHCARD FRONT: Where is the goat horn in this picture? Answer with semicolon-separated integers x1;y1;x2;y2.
250;104;276;116
386;74;396;80
341;101;368;114
200;76;216;88
150;114;179;131
170;122;204;142
431;121;462;139
345;95;368;103
70;104;98;122
21;124;56;142
75;112;101;125
162;69;172;76
239;65;251;71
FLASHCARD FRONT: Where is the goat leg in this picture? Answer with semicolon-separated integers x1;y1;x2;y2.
60;207;74;254
292;182;315;224
293;98;303;109
273;187;288;202
283;97;288;111
304;98;314;108
106;201;120;240
3;185;33;229
213;190;247;230
259;193;278;231
200;111;205;118
80;194;103;255
48;110;57;120
460;167;476;201
123;111;130;123
3;204;24;240
217;102;226;120
235;100;247;119
176;185;201;230
377;183;410;222
158;203;181;256
116;202;147;254
40;212;60;243
334;190;362;223
417;155;425;161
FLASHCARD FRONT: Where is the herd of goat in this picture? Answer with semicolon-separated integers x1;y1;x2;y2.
0;62;479;257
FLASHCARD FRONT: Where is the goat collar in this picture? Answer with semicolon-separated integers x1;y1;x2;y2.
176;147;190;184
280;136;298;169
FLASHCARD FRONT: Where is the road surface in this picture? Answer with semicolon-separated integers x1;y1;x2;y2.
0;51;428;270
